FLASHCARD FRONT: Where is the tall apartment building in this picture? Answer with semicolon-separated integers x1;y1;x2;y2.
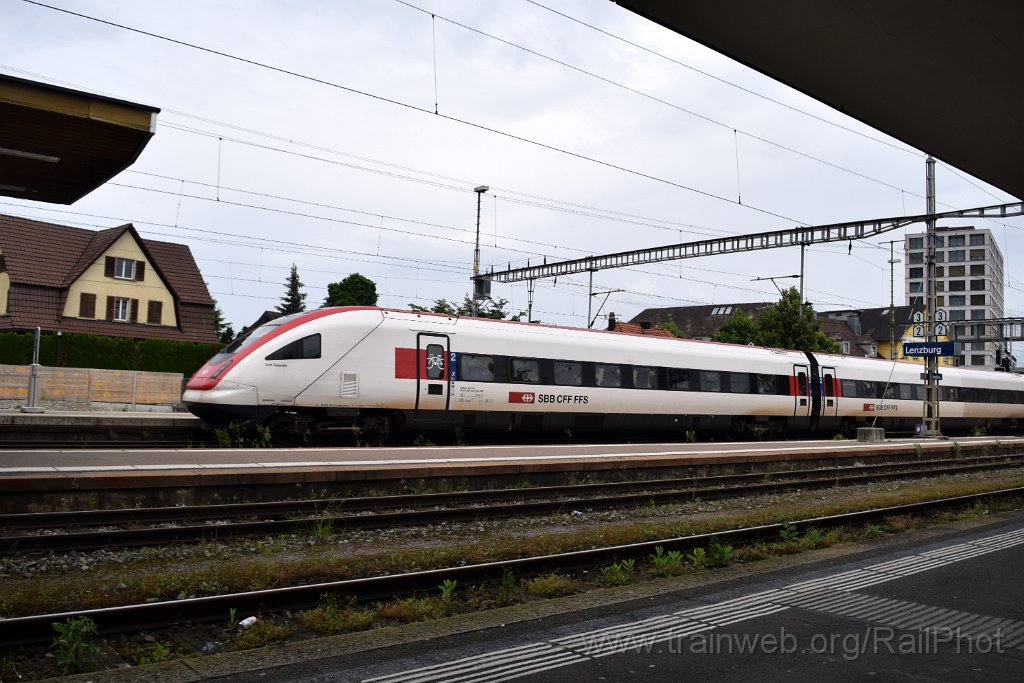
904;226;1006;369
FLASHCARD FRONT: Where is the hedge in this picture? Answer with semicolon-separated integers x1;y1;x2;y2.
0;331;223;376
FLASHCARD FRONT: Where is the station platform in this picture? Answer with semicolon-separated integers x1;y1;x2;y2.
0;436;1020;513
0;408;199;428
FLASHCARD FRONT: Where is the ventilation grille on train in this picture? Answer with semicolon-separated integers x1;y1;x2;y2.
341;372;359;398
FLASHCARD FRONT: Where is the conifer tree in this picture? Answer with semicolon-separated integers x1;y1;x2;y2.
275;264;307;316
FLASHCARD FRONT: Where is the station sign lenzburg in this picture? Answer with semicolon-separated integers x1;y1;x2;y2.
903;341;955;357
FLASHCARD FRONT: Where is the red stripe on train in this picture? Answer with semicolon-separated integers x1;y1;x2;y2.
394;348;444;379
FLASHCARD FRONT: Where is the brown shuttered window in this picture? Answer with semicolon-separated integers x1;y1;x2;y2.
106;296;115;321
130;298;139;323
104;256;115;278
79;293;96;319
147;300;162;325
135;260;146;281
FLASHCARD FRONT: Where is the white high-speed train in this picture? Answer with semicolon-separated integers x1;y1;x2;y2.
183;306;1024;437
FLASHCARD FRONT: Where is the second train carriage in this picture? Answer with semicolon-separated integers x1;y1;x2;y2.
183;307;1024;437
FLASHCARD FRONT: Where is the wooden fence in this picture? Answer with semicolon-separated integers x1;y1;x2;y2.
0;365;184;407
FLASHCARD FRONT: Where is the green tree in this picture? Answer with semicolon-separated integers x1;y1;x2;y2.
409;295;524;320
212;300;235;344
324;273;378;307
713;309;759;345
755;287;839;352
713;288;839;353
658;321;684;338
275;264;307;316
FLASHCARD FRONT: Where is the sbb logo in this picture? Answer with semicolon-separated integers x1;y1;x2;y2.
509;392;536;404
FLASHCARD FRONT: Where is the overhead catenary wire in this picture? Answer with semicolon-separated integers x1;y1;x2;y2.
7;7;1018;321
394;0;920;198
20;0;808;226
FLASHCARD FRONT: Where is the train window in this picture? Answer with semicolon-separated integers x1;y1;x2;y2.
554;361;582;386
595;364;621;388
913;384;925;400
633;366;657;389
944;387;959;402
862;381;877;399
756;374;777;394
461;354;494;382
898;384;913;400
841;379;858;397
423;344;445;380
729;373;750;393
510;358;540;383
265;333;321;361
700;370;721;392
882;384;896;400
667;368;691;390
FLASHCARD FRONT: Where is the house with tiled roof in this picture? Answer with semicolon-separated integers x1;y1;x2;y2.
629;302;774;340
0;214;217;343
605;313;676;337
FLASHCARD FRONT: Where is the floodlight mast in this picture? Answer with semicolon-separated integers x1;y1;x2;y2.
471;185;489;316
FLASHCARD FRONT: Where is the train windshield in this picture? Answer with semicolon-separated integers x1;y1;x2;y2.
207;312;307;365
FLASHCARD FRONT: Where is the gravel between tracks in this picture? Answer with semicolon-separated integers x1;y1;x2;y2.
1;467;1023;682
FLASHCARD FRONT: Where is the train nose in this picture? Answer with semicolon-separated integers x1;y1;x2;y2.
182;380;261;426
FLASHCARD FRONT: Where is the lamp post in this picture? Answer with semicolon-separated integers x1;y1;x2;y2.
472;185;489;316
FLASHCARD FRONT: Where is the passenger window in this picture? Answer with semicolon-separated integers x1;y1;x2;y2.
862;381;877;398
700;370;721;392
883;384;896;399
595;364;621;388
667;368;691;390
633;366;657;389
461;354;494;382
554;361;582;386
511;358;540;383
898;384;913;400
841;379;857;397
265;333;321;361
756;374;777;395
424;344;446;380
729;373;750;393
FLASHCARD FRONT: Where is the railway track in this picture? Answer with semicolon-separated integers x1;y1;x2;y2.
2;452;1021;555
1;485;1021;647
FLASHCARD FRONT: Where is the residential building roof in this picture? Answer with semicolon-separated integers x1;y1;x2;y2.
0;213;217;343
629;302;772;339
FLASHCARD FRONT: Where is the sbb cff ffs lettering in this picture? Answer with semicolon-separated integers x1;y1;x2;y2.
536;394;589;405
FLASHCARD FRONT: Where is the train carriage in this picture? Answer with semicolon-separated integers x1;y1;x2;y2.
183;307;1024;438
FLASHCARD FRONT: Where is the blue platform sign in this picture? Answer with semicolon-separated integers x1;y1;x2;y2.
903;341;955;357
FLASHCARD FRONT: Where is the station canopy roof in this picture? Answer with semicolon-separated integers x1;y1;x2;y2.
0;74;159;205
617;1;1023;200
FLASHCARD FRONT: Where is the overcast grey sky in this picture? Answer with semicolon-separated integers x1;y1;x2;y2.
3;0;1021;331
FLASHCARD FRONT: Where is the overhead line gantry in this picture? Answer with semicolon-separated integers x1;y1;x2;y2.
477;201;1022;284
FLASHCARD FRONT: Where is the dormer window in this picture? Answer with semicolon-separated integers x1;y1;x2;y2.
104;256;145;281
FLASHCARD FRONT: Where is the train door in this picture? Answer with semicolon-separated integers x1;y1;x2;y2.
791;364;811;418
819;365;838;419
416;333;451;411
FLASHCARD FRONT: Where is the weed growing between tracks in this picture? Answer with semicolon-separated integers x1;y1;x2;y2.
2;469;1024;679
